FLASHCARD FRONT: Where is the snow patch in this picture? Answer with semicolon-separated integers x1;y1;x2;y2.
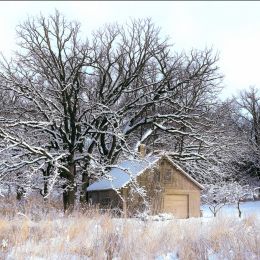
156;252;179;260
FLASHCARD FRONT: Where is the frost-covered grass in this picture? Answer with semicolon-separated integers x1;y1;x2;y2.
0;197;259;260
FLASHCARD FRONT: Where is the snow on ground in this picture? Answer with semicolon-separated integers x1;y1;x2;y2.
201;200;260;218
2;201;260;260
156;252;179;260
155;201;260;260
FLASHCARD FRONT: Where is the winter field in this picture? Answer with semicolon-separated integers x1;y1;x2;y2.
0;197;259;260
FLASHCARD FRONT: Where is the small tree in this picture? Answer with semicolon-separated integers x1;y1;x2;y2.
202;183;228;217
203;182;256;218
224;182;254;218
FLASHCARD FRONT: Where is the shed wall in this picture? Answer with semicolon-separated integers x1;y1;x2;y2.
137;158;201;218
87;157;202;218
89;189;122;209
161;159;201;218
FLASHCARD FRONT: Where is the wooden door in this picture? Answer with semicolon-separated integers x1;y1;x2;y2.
164;194;189;218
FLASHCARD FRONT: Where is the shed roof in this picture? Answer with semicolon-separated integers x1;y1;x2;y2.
87;156;159;191
87;154;203;192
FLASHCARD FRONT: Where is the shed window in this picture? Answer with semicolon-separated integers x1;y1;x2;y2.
163;169;172;183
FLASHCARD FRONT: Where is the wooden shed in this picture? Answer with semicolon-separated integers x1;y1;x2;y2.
87;153;203;218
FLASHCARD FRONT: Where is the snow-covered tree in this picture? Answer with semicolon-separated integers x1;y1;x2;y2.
202;181;257;218
202;183;229;217
224;182;254;218
235;87;260;181
0;11;94;211
0;11;222;211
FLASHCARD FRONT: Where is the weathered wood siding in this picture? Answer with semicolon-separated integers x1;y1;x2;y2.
136;158;201;218
88;189;122;209
161;159;201;218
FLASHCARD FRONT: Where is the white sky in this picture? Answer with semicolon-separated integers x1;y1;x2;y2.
1;1;260;98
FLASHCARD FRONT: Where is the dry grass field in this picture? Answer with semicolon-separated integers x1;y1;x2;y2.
0;196;259;260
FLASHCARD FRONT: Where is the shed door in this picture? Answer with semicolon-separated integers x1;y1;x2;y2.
164;194;189;218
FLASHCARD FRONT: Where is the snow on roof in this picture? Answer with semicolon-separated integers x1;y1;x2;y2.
87;156;159;192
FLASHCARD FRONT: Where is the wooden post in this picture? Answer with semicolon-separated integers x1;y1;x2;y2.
122;188;127;218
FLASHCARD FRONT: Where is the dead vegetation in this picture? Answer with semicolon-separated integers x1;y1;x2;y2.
0;196;259;260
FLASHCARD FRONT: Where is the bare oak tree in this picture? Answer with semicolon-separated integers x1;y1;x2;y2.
0;11;93;211
0;11;222;211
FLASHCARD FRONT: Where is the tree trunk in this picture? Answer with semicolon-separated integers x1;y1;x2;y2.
63;184;76;212
80;170;90;206
43;181;48;202
237;200;242;218
63;163;76;213
16;172;25;200
41;164;51;201
16;186;25;200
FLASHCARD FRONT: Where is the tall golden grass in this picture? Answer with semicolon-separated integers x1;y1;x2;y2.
0;196;259;260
